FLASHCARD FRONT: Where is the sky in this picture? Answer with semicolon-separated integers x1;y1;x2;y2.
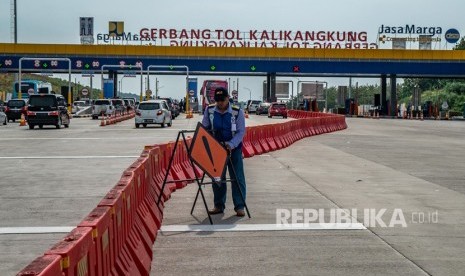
0;0;464;101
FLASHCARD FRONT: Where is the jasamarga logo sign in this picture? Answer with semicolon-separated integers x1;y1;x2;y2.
379;24;443;36
97;32;155;43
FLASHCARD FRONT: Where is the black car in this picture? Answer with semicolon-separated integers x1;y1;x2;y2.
27;94;70;129
5;99;28;122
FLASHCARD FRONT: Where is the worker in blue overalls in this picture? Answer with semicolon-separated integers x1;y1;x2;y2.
201;87;247;217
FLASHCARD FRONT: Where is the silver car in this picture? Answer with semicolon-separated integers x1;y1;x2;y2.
135;100;172;128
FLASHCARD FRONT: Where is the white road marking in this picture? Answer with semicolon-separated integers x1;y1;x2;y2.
0;227;75;234
160;223;366;232
0;156;139;159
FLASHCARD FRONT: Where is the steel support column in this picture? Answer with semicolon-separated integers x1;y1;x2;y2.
266;73;276;102
381;75;387;115
390;75;397;117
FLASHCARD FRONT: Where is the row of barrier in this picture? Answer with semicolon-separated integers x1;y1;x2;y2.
100;111;135;127
243;111;347;157
17;111;346;276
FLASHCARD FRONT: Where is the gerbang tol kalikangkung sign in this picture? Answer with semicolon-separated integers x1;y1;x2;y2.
97;27;378;49
139;28;377;49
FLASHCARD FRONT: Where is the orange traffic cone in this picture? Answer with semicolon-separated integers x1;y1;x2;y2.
19;113;27;126
186;109;194;119
100;114;105;126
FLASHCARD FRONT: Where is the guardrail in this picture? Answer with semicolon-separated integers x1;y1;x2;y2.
17;111;346;276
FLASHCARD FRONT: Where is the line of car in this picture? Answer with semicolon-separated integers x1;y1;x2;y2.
91;98;136;119
1;97;287;130
247;100;288;118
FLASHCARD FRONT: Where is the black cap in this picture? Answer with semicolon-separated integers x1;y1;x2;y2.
214;87;229;101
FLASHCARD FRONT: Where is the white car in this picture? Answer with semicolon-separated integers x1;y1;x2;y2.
72;101;87;114
91;99;115;119
247;100;262;113
135;100;172;128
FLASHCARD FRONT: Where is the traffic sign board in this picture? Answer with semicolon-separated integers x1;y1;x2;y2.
445;29;460;44
188;89;195;96
190;123;228;180
81;88;89;96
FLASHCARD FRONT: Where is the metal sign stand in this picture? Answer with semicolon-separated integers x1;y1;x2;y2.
157;125;251;225
190;152;251;220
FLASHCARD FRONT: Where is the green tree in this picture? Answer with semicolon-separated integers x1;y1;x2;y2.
453;37;465;50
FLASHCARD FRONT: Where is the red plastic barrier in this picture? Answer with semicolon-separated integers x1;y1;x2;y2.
271;125;284;149
78;206;112;276
148;145;172;202
301;119;311;137
283;123;293;145
142;147;166;218
45;227;95;276
171;141;189;189
265;125;278;151
115;169;153;276
242;129;255;158
142;147;167;230
249;127;264;155
98;190;139;276
17;255;63;276
258;126;270;153
178;139;194;181
121;163;161;241
275;124;287;148
158;143;177;193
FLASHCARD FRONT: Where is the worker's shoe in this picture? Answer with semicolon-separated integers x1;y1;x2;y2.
236;209;245;217
208;207;224;215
